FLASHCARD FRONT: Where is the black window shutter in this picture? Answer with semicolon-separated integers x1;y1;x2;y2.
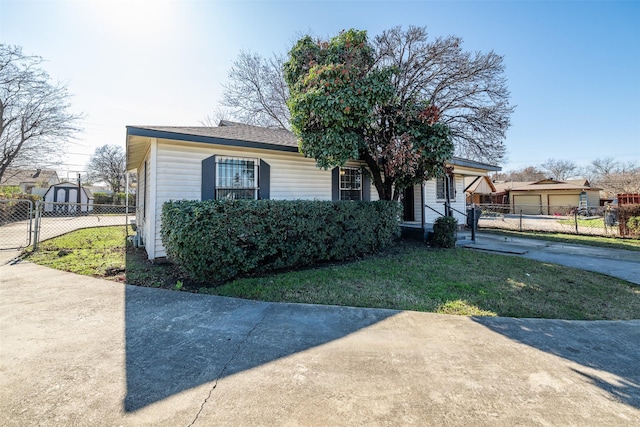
259;160;270;200
362;173;370;201
201;155;216;200
331;167;340;201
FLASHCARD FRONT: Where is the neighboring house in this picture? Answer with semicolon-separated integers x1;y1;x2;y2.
126;121;500;260
43;182;94;214
0;169;60;194
493;179;601;215
464;176;497;205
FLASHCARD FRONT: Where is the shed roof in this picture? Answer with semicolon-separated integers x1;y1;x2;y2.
45;182;94;198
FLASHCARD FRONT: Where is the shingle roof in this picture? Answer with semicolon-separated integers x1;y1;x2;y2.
129;121;298;149
493;179;600;192
126;121;501;173
0;169;59;186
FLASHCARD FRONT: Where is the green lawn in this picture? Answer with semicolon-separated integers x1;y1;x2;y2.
201;244;639;320
25;226;130;280
24;226;640;320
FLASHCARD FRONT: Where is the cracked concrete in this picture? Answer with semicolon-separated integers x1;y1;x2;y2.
2;260;639;426
188;304;272;427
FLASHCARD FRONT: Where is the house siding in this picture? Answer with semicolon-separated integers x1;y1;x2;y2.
423;175;466;226
136;146;151;253
148;139;379;259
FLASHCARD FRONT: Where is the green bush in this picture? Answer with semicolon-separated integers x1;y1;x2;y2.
161;199;402;283
93;192;136;205
626;216;640;236
432;216;458;248
619;204;640;238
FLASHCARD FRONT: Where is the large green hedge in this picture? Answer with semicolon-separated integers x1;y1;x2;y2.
161;199;401;283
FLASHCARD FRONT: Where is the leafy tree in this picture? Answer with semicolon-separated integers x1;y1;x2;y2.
87;145;126;194
220;26;513;164
285;29;453;201
541;158;578;180
0;45;81;183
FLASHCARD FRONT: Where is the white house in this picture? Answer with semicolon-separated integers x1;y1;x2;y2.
126;121;500;260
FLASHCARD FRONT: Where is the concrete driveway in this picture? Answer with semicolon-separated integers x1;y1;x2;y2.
0;214;129;250
459;232;640;285
1;261;639;426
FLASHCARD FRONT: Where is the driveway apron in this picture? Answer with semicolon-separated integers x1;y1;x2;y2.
1;261;639;426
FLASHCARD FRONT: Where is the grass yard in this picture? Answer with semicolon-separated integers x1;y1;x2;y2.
24;226;640;320
557;217;606;228
25;226;130;281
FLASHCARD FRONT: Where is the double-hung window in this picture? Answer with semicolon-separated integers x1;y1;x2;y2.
436;174;456;201
340;167;362;201
215;157;258;199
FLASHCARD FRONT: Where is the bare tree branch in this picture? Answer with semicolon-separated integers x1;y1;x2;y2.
374;26;514;164
0;45;82;182
219;27;514;165
541;158;578;180
86;144;126;194
220;50;290;129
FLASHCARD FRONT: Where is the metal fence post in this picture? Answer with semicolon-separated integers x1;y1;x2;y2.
33;200;41;251
574;210;579;234
470;207;476;242
27;200;33;246
519;209;523;232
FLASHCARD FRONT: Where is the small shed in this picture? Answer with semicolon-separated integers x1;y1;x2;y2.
43;182;94;213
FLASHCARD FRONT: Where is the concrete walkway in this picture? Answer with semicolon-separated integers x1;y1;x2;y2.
2;249;640;425
458;232;640;285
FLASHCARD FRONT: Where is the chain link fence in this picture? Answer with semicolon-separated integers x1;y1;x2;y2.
476;204;628;237
0;200;132;251
35;201;132;249
0;199;34;249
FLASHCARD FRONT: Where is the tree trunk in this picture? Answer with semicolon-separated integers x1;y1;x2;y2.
360;150;394;201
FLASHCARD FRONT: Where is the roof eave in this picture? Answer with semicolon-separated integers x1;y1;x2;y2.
450;157;502;172
126;126;299;156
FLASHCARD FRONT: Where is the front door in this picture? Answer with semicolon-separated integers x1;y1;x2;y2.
403;186;415;221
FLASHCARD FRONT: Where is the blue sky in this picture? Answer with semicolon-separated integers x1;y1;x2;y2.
1;0;638;177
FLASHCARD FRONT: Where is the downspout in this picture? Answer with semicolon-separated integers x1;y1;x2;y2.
125;172;130;233
420;182;425;230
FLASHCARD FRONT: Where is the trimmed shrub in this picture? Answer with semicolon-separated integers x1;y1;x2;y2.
431;216;458;248
161;199;402;283
93;192;136;205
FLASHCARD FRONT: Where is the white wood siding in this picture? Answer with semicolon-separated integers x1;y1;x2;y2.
149;139;379;259
423;175;466;226
136;146;152;255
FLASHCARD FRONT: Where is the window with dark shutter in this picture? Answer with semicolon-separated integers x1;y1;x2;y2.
339;167;362;201
202;155;269;200
215;157;258;199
